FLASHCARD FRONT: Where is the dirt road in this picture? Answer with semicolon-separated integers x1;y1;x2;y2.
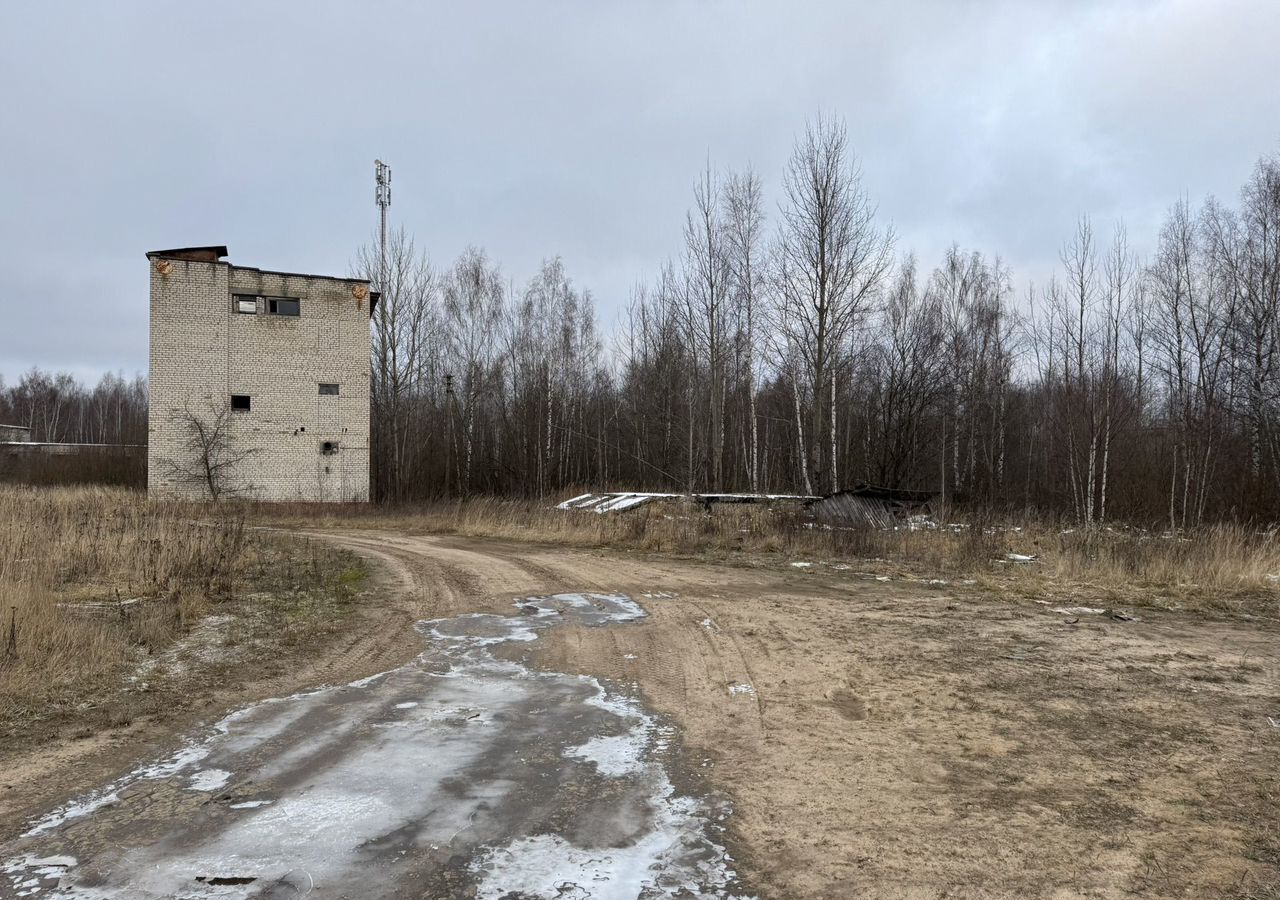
4;531;1279;898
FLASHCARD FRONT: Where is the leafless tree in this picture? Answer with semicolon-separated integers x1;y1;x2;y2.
355;227;436;501
773;115;894;493
441;248;505;493
160;400;258;500
1149;198;1234;527
863;256;946;487
680;164;732;489
723;166;767;492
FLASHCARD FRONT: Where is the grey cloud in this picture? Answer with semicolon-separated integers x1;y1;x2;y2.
2;0;1277;380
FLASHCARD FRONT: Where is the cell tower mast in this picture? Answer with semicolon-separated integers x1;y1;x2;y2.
374;159;391;294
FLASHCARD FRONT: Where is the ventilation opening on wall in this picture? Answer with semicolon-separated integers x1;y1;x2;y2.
231;394;251;411
320;441;339;455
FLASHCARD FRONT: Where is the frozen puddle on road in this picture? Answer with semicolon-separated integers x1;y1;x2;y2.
3;593;752;899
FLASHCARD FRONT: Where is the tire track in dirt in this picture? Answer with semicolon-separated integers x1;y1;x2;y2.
15;528;1280;899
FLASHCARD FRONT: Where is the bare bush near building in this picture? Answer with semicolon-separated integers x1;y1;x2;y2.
160;401;258;500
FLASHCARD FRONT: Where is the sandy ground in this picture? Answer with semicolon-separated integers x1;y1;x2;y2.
5;530;1280;898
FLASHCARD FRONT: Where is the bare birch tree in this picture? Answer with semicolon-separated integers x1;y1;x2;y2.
773;115;894;493
724;166;767;492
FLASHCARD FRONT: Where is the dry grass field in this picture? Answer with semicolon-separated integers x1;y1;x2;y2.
0;486;366;754
260;496;1280;614
3;491;1279;898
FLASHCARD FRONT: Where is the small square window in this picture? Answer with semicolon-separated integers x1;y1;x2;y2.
230;394;251;411
319;383;340;396
233;295;257;314
268;297;300;317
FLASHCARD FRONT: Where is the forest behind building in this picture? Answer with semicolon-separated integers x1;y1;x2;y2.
6;118;1280;528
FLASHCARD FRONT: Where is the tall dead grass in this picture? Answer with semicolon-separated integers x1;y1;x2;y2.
261;496;1280;612
0;486;249;727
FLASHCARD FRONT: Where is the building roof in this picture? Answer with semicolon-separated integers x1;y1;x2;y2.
146;245;378;313
145;246;228;262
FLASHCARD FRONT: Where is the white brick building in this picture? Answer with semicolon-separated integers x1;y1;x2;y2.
147;246;374;502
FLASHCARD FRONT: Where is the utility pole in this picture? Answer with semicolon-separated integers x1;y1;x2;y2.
374;159;391;292
373;159;392;499
444;373;455;497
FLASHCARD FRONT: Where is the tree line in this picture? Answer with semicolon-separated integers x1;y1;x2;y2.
366;117;1280;526
0;370;147;445
6;116;1278;526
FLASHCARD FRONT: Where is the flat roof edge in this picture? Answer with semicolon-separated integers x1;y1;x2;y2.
146;251;370;285
230;264;370;285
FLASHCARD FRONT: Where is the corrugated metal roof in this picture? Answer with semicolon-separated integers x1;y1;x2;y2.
556;491;817;513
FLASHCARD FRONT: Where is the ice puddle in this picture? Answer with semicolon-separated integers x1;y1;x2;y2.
3;593;751;899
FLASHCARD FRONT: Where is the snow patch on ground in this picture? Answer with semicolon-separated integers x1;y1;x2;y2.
23;743;212;837
488;673;746;899
131;614;240;682
348;671;389;688
187;769;231;792
2;855;76;897
472;785;749;900
566;728;648;778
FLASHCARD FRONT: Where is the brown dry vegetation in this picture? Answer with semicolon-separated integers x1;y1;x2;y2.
0;486;366;753
257;496;1280;615
2;493;1278;897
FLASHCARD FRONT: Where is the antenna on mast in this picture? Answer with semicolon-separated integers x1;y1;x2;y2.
374;159;391;297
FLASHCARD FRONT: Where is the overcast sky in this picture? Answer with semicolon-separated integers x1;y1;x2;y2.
2;0;1277;384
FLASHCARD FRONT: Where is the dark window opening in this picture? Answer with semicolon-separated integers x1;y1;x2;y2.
230;394;251;411
319;383;340;396
267;297;301;317
233;295;257;314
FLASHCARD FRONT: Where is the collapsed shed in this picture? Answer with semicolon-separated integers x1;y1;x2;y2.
557;492;817;514
808;484;937;528
557;485;936;528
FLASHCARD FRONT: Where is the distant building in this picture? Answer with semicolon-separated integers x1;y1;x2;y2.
0;424;31;443
147;246;374;502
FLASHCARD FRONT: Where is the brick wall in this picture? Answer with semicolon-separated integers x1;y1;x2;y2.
148;255;372;502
